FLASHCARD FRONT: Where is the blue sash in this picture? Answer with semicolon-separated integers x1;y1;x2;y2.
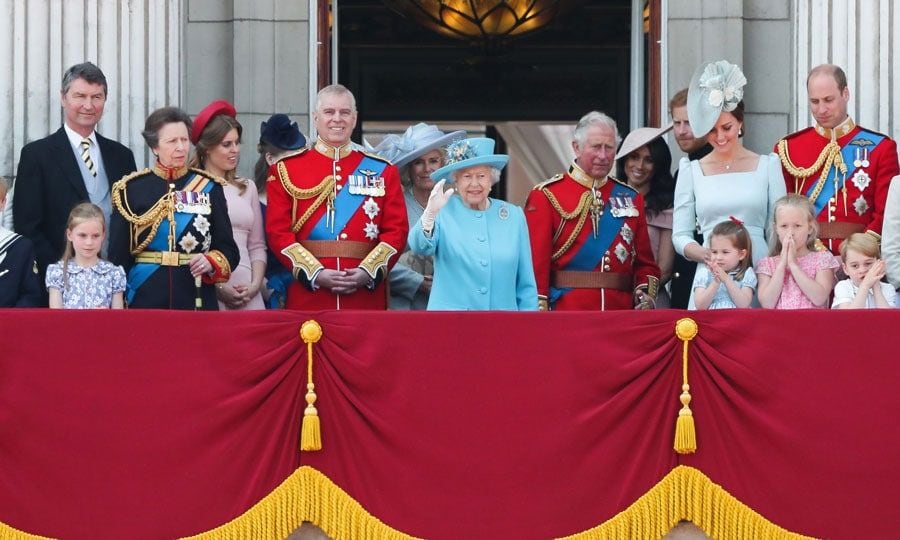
307;156;388;240
806;130;885;216
126;173;211;303
550;182;632;305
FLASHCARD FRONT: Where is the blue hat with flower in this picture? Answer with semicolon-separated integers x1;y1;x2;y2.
369;123;466;168
687;60;747;137
430;137;508;184
259;113;306;150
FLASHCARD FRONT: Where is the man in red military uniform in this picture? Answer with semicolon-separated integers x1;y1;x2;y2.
525;111;660;310
265;84;408;309
776;64;899;254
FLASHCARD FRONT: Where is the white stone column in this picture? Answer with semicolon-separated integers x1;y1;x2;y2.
792;0;898;141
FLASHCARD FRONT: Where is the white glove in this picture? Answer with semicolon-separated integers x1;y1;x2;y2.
421;179;454;235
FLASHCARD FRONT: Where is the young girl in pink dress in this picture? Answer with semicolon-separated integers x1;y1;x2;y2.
756;194;838;309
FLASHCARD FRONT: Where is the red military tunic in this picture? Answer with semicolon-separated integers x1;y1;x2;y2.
525;164;660;311
265;139;408;310
776;118;899;253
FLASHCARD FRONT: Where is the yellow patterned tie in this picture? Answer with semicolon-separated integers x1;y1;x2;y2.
80;138;97;177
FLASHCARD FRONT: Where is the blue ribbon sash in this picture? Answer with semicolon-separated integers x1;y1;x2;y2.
307;156;388;240
550;182;632;305
806;130;885;216
126;174;212;304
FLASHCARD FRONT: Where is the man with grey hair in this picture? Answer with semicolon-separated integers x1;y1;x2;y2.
525;111;660;310
265;84;408;309
13;62;136;304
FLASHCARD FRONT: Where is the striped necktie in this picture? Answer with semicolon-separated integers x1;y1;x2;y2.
80;138;97;177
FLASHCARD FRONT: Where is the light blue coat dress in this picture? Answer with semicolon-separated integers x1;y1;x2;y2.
408;196;538;311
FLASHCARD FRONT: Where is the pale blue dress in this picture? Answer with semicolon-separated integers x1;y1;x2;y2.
673;153;786;307
408;196;538;311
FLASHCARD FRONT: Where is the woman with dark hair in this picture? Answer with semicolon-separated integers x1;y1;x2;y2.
108;106;239;309
190;100;266;310
673;60;786;308
615;126;675;307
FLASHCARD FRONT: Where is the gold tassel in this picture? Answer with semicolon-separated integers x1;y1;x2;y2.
674;318;699;454
300;320;323;452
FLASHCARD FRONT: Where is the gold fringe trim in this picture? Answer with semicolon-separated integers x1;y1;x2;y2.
559;465;817;540
0;522;52;540
182;466;420;540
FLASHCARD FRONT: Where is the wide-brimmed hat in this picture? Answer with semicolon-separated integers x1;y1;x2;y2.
615;125;673;160
430;138;508;184
192;100;237;144
260;113;306;150
370;123;465;168
687;60;747;137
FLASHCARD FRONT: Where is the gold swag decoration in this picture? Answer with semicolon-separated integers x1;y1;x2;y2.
674;318;698;454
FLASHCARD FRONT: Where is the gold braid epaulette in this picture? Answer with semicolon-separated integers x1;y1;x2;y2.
277;160;336;233
111;169;175;255
541;187;593;261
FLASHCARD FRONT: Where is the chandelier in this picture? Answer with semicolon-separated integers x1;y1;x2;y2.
383;0;574;43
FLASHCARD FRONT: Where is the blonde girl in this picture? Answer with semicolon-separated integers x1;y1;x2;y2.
756;194;838;309
692;218;756;309
46;202;126;308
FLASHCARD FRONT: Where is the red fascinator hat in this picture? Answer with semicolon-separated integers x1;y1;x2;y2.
191;100;237;144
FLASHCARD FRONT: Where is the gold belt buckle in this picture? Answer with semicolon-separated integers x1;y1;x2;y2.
161;251;180;266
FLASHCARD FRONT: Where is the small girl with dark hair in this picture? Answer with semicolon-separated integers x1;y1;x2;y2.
46;202;125;308
692;217;756;309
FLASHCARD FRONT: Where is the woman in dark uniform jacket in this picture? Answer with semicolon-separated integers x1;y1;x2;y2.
108;107;238;309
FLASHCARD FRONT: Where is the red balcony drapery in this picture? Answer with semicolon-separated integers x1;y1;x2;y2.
0;309;897;539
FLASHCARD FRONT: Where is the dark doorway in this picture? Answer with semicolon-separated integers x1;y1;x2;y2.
338;1;633;128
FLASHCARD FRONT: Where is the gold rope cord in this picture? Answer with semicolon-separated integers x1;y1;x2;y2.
543;189;593;261
111;177;176;255
277;161;336;233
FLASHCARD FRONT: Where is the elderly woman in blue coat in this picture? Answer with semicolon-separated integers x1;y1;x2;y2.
408;137;538;310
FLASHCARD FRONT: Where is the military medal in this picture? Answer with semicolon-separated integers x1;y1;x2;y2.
621;223;634;245
851;170;871;191
614;242;628;263
174;191;211;214
363;197;380;219
853;195;869;216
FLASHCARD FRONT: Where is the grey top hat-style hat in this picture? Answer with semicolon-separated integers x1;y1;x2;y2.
370;123;466;168
687;60;747;137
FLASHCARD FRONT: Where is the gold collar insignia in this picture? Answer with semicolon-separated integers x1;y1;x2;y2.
815;116;856;141
568;163;608;189
153;162;188;180
314;138;353;160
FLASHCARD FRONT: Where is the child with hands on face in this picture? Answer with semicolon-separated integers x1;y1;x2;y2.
756;194;838;309
831;232;896;309
691;218;756;309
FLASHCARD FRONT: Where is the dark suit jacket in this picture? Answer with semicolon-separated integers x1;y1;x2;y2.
13;127;137;275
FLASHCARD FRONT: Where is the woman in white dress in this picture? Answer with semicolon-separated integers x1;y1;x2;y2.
673;60;786;307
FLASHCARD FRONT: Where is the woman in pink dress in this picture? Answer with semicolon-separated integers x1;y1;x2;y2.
615;126;676;307
190;100;266;310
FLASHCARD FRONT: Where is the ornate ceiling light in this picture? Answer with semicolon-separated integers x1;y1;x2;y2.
384;0;575;43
